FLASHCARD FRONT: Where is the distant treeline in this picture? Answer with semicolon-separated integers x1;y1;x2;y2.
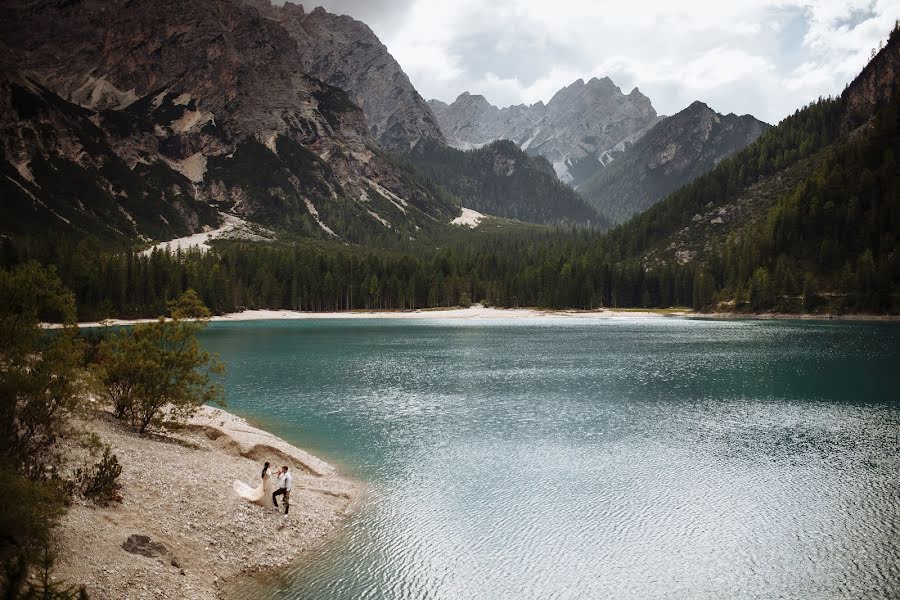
3;216;896;321
2;229;700;319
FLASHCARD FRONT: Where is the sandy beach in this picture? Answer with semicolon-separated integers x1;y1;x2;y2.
61;305;900;328
54;406;356;600
68;305;692;328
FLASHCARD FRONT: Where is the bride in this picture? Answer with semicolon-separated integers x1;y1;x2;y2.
233;461;275;507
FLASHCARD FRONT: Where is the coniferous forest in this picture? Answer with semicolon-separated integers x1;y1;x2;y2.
404;139;605;226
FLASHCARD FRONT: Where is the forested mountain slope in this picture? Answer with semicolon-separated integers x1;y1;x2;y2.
404;139;607;227
605;23;900;313
579;102;768;225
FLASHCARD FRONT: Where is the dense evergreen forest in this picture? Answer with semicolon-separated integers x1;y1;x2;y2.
1;231;699;320
704;91;899;313
403;139;606;226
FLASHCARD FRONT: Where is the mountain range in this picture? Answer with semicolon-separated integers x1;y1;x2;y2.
428;77;768;223
428;78;660;187
1;0;896;319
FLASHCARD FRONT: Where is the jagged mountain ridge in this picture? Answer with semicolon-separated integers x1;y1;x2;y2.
428;77;660;185
243;1;445;152
579;101;769;225
0;0;458;243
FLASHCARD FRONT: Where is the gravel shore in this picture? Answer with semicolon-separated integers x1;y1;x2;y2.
53;406;356;599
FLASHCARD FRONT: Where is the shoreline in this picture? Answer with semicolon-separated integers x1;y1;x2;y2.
59;305;900;328
54;406;357;600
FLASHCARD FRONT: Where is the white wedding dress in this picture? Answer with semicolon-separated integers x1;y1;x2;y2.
233;470;275;507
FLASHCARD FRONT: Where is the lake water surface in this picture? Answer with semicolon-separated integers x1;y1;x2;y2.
199;317;900;600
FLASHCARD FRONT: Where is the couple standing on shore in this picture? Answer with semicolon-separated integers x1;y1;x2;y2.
233;461;292;516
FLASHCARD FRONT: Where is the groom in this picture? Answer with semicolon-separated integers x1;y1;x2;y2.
272;465;292;516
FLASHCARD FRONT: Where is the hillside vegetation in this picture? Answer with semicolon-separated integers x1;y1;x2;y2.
404;139;606;227
603;23;900;313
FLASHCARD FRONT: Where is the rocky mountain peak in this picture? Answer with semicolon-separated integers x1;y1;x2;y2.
244;0;445;152
281;2;305;16
429;75;661;184
0;0;458;242
587;76;618;92
455;92;492;109
685;100;711;112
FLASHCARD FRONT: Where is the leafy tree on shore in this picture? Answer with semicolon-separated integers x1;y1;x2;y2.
96;289;224;433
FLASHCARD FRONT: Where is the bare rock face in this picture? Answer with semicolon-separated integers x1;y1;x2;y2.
0;0;457;242
579;101;769;224
0;71;217;240
428;77;661;185
244;1;445;152
842;26;900;130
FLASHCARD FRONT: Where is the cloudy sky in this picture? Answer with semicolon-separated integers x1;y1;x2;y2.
300;1;898;124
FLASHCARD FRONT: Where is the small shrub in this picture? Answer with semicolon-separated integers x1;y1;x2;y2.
71;447;122;505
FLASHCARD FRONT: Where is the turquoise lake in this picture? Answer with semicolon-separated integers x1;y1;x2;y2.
198;317;900;600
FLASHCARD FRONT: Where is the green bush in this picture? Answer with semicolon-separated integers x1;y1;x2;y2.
71;447;122;505
0;470;66;562
96;289;224;433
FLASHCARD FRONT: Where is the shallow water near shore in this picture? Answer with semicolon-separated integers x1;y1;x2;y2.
199;317;900;600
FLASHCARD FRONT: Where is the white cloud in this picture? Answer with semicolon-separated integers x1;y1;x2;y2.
311;0;900;123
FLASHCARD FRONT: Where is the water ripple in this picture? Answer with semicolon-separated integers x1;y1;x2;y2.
209;318;900;600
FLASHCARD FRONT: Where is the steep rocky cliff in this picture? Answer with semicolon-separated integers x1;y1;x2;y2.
842;24;900;130
244;1;445;152
0;72;216;240
428;77;660;185
580;102;769;224
0;0;457;243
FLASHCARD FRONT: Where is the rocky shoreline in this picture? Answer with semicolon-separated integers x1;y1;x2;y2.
53;406;356;599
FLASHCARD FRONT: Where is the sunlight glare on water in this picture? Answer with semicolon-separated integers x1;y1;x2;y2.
200;317;900;600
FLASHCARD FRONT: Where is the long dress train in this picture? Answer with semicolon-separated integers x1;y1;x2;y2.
233;472;275;507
